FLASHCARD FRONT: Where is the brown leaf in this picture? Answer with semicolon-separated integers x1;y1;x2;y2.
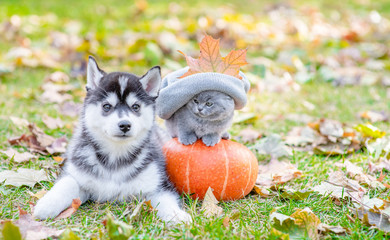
59;101;82;117
313;171;366;202
13;208;64;239
9;116;29;129
28;123;55;148
291;208;321;240
44;71;69;83
319;118;344;139
0;148;37;163
52;156;64;163
222;216;230;228
359;111;388;123
256;159;302;188
335;160;385;189
378;171;386;182
54;198;81;220
46;136;67;154
28;190;47;199
252;185;273;198
0;168;48;188
317;223;347;234
368;160;390;174
355;206;390;232
236;127;261;143
201;187;223;218
42;115;64;129
179;35;247;79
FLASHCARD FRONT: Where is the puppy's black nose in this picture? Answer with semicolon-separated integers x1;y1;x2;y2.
118;120;131;133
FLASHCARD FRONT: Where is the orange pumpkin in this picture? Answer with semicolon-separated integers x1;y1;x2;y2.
163;138;258;201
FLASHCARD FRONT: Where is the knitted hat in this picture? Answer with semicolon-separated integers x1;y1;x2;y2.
156;67;250;120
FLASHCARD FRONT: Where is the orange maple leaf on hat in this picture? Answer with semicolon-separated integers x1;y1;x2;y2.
178;35;248;79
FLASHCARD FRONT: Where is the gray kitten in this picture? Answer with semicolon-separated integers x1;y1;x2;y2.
166;90;235;146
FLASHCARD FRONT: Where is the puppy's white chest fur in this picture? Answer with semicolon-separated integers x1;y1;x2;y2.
65;161;160;202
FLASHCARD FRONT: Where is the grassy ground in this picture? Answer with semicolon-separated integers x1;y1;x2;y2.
1;0;390;239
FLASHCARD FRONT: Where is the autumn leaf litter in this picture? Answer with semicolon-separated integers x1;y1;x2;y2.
1;1;390;239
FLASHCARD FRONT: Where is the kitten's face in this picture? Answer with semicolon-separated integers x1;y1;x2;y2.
186;91;235;120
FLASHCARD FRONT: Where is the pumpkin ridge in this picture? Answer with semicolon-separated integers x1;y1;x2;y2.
220;142;229;199
186;143;195;194
243;148;252;195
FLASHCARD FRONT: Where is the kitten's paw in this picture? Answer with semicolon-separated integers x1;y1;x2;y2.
202;134;220;147
222;132;230;140
178;133;197;145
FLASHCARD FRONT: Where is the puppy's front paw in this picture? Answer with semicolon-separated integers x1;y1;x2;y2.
178;133;197;145
162;209;192;225
34;197;64;220
202;134;220;147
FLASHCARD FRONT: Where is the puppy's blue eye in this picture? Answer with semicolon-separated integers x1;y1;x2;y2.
102;104;112;112
205;102;213;107
131;104;140;112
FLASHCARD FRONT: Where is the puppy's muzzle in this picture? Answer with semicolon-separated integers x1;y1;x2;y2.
118;120;131;133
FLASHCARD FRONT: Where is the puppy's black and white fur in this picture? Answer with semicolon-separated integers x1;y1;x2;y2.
34;57;191;224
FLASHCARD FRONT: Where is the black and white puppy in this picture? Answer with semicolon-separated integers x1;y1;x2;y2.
34;56;191;224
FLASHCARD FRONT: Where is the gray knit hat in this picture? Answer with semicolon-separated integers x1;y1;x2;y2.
156;67;250;120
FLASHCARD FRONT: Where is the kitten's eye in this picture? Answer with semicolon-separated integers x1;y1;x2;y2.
102;103;112;112
205;102;213;107
193;99;199;104
131;104;140;112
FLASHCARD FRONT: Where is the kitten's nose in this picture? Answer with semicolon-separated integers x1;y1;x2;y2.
118;120;131;133
197;106;204;112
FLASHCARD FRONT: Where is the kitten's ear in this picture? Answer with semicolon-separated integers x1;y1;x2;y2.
86;56;105;91
139;66;161;97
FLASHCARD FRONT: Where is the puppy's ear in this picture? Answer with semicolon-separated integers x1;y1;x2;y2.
86;56;105;91
139;66;161;97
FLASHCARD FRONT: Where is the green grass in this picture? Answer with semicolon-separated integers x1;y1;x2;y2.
1;0;390;239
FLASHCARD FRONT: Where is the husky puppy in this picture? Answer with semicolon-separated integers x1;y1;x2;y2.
34;57;191;224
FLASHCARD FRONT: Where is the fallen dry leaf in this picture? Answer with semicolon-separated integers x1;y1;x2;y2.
285;126;325;147
369;160;390;173
270;207;321;240
58;101;82;117
28;190;47;199
222;216;230;228
0;168;48;188
0;148;37;163
236;127;262;143
313;171;366;202
12;207;64;240
179;35;247;79
44;71;70;83
8;123;67;154
42;115;64;129
335;160;385;190
256;159;302;188
252;185;273;198
41;92;72;105
353;197;390;233
359;111;388;123
253;134;292;160
28;123;55;148
319;118;344;139
46;136;67;154
54;198;81;220
200;187;223;218
52;156;64;163
9;116;29;129
317;223;347;234
279;188;313;200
